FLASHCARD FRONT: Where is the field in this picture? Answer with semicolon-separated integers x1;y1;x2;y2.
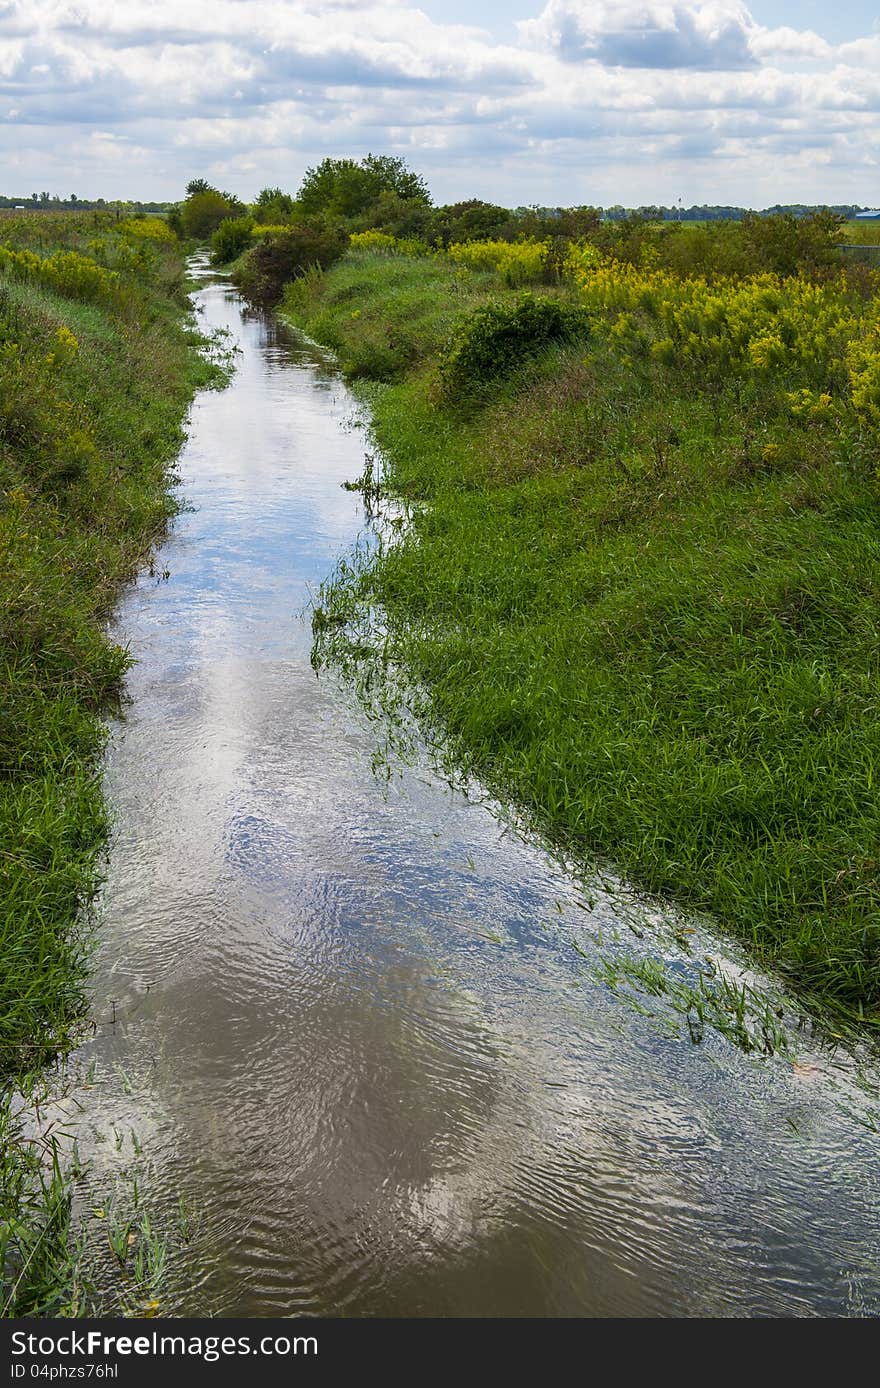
843;219;880;246
285;228;880;1038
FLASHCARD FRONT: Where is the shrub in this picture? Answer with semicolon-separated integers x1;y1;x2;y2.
353;189;433;241
117;217;176;243
236;223;349;305
347;230;431;258
513;206;602;242
447;238;549;287
253;187;297;224
211;216;254;265
349;230;399;253
572;256;860;400
439;294;590;401
741;210;845;278
428;200;513;248
180;189;245;240
0;246;119;306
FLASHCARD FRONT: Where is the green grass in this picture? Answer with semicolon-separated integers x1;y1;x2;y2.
1;213;221;1315
292;248;880;1038
284;248;498;379
843;220;880;246
0;1087;88;1318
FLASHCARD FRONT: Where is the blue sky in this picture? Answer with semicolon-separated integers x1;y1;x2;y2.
2;2;880;207
749;2;878;42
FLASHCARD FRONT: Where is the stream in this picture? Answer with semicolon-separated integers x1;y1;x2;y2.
67;265;880;1318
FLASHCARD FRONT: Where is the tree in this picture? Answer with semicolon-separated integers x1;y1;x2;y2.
357;189;432;239
179;183;246;239
256;186;288;207
297;154;431;219
427;200;512;247
253;186;297;224
298;159;366;217
360;154;430;204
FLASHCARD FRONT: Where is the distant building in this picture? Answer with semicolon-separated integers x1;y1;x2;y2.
13;205;24;210
855;210;880;219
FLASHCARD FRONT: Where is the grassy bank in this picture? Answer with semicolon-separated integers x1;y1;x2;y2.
286;244;880;1037
1;212;221;1315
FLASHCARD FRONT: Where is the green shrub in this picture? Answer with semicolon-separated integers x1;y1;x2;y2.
741;210;844;277
439;294;590;401
180;189;244;240
353;189;433;241
236;223;349;305
346;338;418;381
211;216;254;265
427;199;514;248
253;186;297;224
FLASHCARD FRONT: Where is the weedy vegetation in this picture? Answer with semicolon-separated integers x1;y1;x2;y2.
289;209;880;1041
0;209;224;1315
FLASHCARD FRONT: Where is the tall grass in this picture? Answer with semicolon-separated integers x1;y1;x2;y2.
1;212;222;1315
295;245;880;1036
843;219;880;246
283;248;498;379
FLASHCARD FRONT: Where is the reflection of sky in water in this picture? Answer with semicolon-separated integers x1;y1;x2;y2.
68;275;880;1319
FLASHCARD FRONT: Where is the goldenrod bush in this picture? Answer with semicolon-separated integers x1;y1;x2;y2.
0;246;120;306
574;256;880;433
117;216;175;243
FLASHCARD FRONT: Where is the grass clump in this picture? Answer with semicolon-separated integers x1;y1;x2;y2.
294;233;880;1038
0;1088;88;1318
595;954;791;1055
0;210;222;1315
438;294;590;402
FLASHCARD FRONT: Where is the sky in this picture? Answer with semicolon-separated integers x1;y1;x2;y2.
1;1;880;207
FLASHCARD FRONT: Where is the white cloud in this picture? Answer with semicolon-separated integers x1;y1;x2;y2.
749;26;831;64
0;0;878;205
520;1;758;70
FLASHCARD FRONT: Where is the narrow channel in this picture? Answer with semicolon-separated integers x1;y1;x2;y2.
71;266;880;1317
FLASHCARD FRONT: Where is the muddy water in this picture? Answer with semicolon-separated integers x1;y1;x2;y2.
74;271;880;1317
